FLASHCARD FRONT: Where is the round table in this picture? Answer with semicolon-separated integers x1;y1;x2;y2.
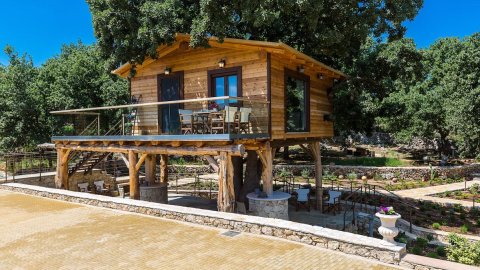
246;191;291;220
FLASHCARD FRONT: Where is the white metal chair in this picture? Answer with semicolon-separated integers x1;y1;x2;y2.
293;188;311;211
324;190;342;215
94;180;109;195
77;182;90;193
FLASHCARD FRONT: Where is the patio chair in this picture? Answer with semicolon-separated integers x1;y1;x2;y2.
292;188;311;211
224;106;239;133
324;190;342;215
94;180;110;195
179;109;195;134
238;107;252;134
209;111;225;134
77;182;90;193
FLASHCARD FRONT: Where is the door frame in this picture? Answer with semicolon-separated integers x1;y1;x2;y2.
157;71;184;134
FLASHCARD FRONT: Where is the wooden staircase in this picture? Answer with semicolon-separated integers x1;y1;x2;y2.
68;152;110;177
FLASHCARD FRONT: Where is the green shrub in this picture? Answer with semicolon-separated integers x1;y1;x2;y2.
454;204;464;213
411;246;422;255
426;252;439;259
446;233;480;266
347;172;358;181
440;209;446;215
460;213;466;220
460;224;469;233
415;237;428;248
432;223;441;229
436;246;446;257
445;191;452;197
476;218;480;227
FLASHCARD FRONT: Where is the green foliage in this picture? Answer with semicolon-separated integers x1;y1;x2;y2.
426;252;439;259
436;246;446;257
415;237;428;249
86;0;423;73
323;157;405;167
346;172;358;181
446;233;480;266
0;43;128;151
411;246;422;255
300;168;311;178
426;234;434;241
460;224;469;233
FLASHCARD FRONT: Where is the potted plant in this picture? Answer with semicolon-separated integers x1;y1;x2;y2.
208;101;219;112
376;206;401;245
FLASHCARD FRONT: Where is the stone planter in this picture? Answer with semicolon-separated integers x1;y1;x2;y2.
375;212;401;246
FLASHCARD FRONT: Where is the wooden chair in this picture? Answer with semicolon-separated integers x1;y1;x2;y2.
77;182;90;193
179;109;194;134
292;188;311;211
238;107;252;134
209;111;225;134
324;190;342;215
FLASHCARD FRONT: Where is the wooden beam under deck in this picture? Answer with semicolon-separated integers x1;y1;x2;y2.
56;143;245;157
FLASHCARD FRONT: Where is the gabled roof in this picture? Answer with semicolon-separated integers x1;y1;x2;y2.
112;33;347;79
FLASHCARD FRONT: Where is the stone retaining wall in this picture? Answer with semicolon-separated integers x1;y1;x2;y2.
0;183;406;266
169;163;480;181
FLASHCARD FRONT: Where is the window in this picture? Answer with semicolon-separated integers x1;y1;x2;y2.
208;67;242;107
285;69;310;132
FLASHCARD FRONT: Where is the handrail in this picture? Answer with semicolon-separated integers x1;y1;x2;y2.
50;96;270;114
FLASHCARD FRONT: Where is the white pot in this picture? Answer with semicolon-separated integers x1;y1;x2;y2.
375;212;401;246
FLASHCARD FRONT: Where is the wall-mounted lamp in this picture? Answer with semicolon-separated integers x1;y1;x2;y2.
297;65;305;73
317;73;324;80
218;59;226;68
164;67;171;75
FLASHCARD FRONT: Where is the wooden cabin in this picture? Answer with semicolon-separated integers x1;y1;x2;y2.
52;34;346;213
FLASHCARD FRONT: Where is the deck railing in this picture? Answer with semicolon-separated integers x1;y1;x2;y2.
51;96;270;140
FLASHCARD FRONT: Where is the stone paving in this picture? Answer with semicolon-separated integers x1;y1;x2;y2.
0;189;401;270
393;177;480;207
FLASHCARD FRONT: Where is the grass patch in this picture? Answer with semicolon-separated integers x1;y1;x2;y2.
324;157;406;167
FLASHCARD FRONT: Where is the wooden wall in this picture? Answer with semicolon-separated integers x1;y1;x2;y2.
131;47;268;134
129;45;334;139
270;54;334;140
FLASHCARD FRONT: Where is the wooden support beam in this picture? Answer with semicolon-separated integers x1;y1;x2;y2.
160;154;168;184
55;148;70;189
120;153;129;168
217;152;235;212
135;153;148;172
310;142;323;211
128;150;139;200
205;155;219;173
59;144;245;156
145;154;157;185
257;141;274;196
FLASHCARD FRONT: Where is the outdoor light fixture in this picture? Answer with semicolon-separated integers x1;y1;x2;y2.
297;65;305;73
164;67;171;75
218;59;226;68
317;73;324;80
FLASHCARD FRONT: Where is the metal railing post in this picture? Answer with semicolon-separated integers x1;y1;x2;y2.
97;115;101;136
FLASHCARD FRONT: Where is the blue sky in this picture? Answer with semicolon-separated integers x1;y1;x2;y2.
0;0;479;66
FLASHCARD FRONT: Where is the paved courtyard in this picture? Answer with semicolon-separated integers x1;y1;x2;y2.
0;189;401;269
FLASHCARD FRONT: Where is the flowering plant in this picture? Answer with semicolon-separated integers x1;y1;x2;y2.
208;101;219;111
378;206;397;215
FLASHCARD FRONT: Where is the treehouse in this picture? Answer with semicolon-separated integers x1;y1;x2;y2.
51;34;346;213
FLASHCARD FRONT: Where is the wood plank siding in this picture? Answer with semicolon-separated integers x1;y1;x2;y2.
127;38;338;140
